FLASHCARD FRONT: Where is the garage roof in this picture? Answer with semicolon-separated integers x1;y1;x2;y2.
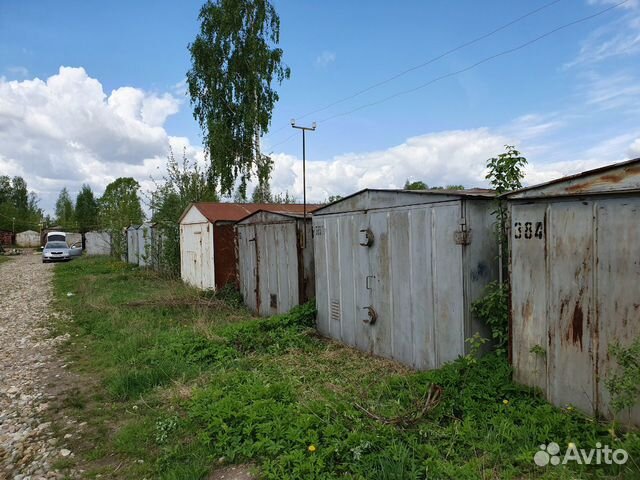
505;157;640;200
179;202;321;224
313;188;494;216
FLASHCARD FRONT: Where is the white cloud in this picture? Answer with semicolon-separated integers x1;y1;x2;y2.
503;113;565;140
314;51;336;69
269;128;508;201
578;70;640;112
266;122;640;202
4;66;638;218
566;10;640;67
588;0;638;9
0;66;196;213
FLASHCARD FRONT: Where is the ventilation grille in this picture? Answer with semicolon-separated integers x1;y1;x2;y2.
330;300;341;321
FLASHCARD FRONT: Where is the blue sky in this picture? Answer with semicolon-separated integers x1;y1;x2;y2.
1;0;639;212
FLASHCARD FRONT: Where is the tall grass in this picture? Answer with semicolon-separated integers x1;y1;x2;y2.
52;257;640;480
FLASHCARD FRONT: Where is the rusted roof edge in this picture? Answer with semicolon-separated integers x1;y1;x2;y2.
234;209;308;224
503;157;640;199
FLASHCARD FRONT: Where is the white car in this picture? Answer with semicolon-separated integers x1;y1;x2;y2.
42;241;82;263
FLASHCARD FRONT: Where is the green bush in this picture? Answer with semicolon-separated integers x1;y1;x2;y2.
222;302;317;354
213;283;245;309
606;338;640;414
471;281;509;355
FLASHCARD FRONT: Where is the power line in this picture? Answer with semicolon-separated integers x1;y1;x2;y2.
266;132;298;153
264;0;566;141
317;0;629;124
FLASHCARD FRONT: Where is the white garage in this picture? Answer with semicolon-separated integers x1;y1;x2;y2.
179;202;312;291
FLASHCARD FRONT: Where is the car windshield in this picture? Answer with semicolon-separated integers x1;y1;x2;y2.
45;242;68;249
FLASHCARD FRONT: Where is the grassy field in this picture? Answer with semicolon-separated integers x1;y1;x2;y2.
51;256;640;479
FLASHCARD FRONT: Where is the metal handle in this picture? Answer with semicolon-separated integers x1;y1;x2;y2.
366;275;375;289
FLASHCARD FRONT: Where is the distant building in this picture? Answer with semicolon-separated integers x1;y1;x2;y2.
16;230;41;248
179;203;318;290
0;230;14;246
85;231;112;256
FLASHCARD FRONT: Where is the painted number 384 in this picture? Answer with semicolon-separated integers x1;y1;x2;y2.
514;221;544;240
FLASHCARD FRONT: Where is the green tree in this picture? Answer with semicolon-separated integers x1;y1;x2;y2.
403;180;465;191
55;187;76;230
187;0;290;197
99;178;144;257
249;157;272;202
472;145;527;356
403;180;428;190
0;176;43;233
11;177;29;212
151;147;218;275
485;145;527;274
75;184;99;233
272;191;295;203
0;176;12;205
251;183;272;203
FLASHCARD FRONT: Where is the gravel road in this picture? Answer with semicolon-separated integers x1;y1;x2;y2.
0;253;75;479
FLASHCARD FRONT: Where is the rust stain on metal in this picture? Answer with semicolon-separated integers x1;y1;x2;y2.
214;224;239;289
522;299;533;325
193;202;321;224
564;165;640;194
567;304;584;349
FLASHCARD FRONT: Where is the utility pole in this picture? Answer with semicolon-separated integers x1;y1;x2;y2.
290;120;316;248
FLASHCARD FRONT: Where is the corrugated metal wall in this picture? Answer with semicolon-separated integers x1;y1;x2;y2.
16;231;40;248
314;198;496;370
85;231;111;256
510;196;640;426
126;228;139;264
236;216;313;316
137;223;155;268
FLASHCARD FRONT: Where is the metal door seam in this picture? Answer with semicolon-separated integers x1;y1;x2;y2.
430;207;438;366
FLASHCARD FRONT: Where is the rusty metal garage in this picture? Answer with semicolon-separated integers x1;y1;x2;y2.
507;157;640;426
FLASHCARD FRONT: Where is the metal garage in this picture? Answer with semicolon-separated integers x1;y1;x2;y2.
179;203;313;291
312;189;498;370
507;157;640;426
137;222;156;268
236;210;315;316
126;225;140;264
85;231;111;256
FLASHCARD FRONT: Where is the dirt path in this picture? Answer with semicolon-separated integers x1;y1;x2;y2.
0;253;76;479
